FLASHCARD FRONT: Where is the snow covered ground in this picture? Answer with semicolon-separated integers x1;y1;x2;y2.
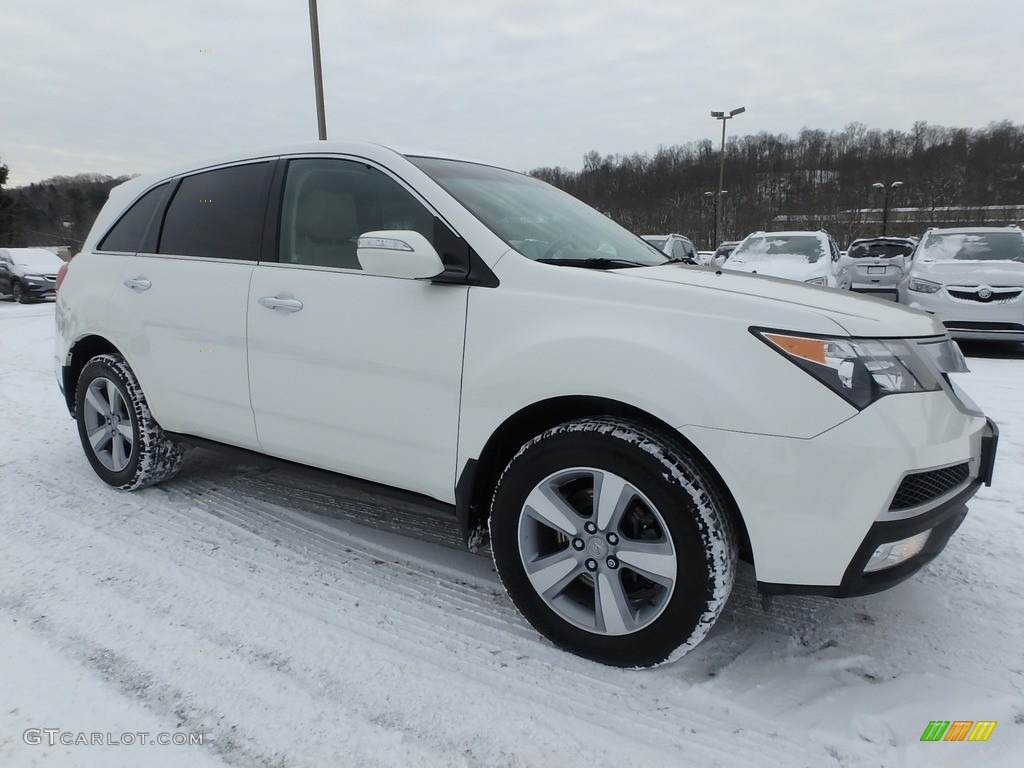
1;300;1022;767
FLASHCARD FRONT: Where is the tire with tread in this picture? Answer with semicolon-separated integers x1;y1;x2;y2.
75;354;184;490
489;417;737;667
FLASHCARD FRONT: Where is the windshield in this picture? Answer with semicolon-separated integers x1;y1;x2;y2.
847;241;913;259
12;250;64;270
730;234;827;264
918;231;1024;262
408;157;668;266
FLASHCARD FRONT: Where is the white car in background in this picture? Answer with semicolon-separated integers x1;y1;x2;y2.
838;237;916;301
54;142;996;668
641;233;698;264
899;226;1024;342
724;231;844;287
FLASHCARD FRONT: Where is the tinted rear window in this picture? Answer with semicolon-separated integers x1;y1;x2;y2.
159;163;271;260
847;242;914;259
98;183;168;253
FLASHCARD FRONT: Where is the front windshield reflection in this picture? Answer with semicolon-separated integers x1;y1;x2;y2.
408;157;669;267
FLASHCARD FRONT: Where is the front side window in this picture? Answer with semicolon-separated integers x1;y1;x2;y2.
159;163;270;260
409;157;667;267
278;158;435;269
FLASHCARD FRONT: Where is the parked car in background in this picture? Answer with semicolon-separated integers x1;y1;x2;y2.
642;233;698;264
899;226;1024;341
838;237;916;300
711;240;741;267
55;142;996;668
723;231;844;287
0;247;65;303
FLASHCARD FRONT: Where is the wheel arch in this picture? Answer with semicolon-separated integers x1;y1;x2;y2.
455;395;752;562
62;334;122;417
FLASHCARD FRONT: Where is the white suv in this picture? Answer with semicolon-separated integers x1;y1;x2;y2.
55;143;997;667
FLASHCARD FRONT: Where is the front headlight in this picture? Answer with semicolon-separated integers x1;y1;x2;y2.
804;276;828;286
754;331;943;409
908;277;941;294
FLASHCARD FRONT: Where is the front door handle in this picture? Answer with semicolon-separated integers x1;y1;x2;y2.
258;296;304;313
124;277;151;291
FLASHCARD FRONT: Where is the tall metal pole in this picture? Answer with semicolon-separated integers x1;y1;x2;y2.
881;186;889;236
711;107;744;246
873;181;903;236
308;0;327;140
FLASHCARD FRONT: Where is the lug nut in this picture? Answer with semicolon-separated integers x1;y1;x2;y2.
571;538;585;551
585;559;597;572
606;533;619;545
584;521;597;534
606;557;618;569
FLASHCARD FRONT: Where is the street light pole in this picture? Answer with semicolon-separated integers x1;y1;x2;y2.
704;190;728;251
711;107;745;246
872;180;904;236
308;0;328;140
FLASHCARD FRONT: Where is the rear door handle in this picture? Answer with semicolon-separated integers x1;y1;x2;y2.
258;296;303;313
124;277;151;291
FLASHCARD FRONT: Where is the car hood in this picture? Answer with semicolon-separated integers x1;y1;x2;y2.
723;258;825;282
910;260;1024;286
623;264;942;338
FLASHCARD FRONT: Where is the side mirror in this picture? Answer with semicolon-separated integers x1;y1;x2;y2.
356;231;445;280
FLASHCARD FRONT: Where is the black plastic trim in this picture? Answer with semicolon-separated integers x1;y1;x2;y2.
164;431;456;517
979;417;999;487
259;158;287;263
455;458;480;545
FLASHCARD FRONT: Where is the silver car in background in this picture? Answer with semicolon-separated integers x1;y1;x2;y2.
838;237;916;300
899;226;1024;342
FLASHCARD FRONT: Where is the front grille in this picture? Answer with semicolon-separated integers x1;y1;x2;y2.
944;321;1024;333
946;286;1022;304
890;463;970;511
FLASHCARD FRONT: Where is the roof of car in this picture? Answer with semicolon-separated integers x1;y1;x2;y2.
0;247;62;258
924;225;1023;234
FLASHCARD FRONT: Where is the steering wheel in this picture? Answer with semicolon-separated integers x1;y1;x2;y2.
540;239;575;260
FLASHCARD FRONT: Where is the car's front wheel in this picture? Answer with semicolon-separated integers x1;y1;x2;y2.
75;354;184;490
489;418;737;667
11;281;29;304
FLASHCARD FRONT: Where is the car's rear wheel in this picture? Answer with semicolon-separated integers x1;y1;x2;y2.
76;354;184;490
489;417;737;667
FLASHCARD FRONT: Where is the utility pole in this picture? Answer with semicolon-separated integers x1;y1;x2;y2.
711;107;745;246
308;0;327;140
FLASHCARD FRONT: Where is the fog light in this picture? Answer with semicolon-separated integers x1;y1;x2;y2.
863;531;930;573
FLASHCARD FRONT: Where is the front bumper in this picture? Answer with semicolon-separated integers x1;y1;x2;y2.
905;290;1024;341
758;417;997;597
21;277;57;299
684;389;995;590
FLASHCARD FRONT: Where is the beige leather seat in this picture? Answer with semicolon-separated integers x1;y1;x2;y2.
293;187;361;269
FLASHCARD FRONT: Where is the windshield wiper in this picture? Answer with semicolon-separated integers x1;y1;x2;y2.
536;257;649;269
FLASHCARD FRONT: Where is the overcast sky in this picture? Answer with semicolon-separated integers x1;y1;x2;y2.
3;0;1021;187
